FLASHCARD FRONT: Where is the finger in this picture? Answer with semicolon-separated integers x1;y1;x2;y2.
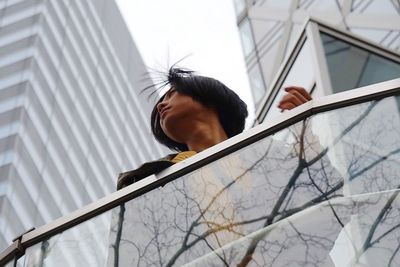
284;85;305;90
279;102;296;112
284;86;312;101
279;93;303;107
287;89;308;103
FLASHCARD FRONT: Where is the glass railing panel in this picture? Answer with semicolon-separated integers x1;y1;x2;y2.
321;95;400;195
321;33;400;94
22;210;112;267
5;92;398;267
183;189;400;266
4;255;24;267
107;94;400;266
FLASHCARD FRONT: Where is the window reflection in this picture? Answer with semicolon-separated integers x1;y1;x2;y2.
321;33;400;93
239;18;255;57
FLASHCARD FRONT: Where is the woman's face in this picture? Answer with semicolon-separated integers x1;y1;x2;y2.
156;88;209;143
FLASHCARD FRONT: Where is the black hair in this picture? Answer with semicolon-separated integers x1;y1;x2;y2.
148;67;248;151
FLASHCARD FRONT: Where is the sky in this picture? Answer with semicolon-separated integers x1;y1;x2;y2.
115;0;255;120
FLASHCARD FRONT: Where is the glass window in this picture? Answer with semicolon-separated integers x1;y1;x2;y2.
248;63;265;107
257;21;285;86
263;39;314;122
351;0;399;15
351;28;391;44
0;121;18;140
260;0;292;9
233;0;246;16
239;18;255;57
351;28;400;53
283;23;303;60
299;0;341;12
321;33;400;93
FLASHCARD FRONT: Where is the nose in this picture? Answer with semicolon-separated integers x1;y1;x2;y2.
157;100;167;114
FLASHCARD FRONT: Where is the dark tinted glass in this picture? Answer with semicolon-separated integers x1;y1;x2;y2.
321;33;400;93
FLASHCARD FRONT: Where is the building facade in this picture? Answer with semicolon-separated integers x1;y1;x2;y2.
0;0;164;251
233;0;400;108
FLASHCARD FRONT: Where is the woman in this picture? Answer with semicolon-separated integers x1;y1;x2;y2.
117;67;311;189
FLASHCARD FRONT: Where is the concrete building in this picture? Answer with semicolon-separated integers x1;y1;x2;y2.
233;0;400;108
0;0;164;251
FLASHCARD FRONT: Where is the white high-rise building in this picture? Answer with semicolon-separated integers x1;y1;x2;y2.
0;0;164;251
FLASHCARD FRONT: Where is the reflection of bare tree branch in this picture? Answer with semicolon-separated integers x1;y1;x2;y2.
361;189;400;254
199;236;230;267
305;163;345;228
307;101;377;167
349;148;400;181
388;241;400;267
237;161;307;266
237;102;380;267
119;238;144;267
288;221;334;265
110;99;400;266
165;221;243;267
112;204;125;267
37;240;49;267
370;223;400;248
235;149;400;266
164;142;274;267
196;141;274;222
160;102;379;266
237;120;315;267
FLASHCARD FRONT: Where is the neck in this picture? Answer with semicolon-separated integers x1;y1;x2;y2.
185;120;228;152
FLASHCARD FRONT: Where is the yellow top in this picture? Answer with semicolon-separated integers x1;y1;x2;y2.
171;151;197;164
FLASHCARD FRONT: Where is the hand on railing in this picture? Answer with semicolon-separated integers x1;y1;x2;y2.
278;86;312;112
